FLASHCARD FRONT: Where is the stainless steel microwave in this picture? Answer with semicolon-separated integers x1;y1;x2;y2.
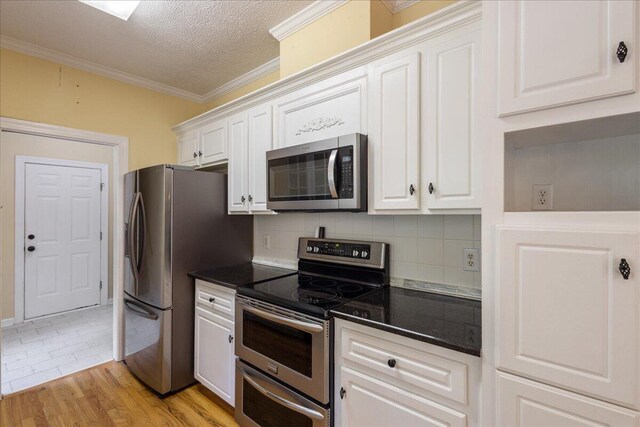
266;134;367;211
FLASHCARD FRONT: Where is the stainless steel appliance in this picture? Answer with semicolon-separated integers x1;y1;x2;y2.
235;237;389;426
266;134;367;212
124;165;252;394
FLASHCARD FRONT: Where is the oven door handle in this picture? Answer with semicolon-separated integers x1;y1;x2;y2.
327;148;338;199
243;305;324;333
239;366;325;421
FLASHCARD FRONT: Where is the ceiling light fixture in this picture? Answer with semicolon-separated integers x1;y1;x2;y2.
78;1;141;21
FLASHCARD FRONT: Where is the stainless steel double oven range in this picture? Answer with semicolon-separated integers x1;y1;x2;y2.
235;237;389;427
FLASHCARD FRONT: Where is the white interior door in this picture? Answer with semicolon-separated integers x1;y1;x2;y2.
24;163;102;319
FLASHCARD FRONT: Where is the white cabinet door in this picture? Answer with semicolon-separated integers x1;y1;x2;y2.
337;367;467;427
227;112;249;213
498;0;636;116
424;29;481;210
177;131;199;167
247;104;272;212
497;227;640;408
497;372;640;427
370;51;421;211
194;307;235;406
275;67;367;148
200;119;228;165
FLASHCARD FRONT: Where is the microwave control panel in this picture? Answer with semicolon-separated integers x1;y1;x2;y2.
337;146;354;199
306;240;371;260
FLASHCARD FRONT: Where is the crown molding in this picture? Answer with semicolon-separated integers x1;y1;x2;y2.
202;57;280;104
380;0;420;14
269;0;348;41
0;35;203;103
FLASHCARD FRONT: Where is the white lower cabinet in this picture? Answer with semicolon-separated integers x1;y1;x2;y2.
194;281;236;406
497;372;640;426
334;319;480;427
497;227;640;409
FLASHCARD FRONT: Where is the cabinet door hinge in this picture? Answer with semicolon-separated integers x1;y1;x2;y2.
100;231;103;240
100;281;103;290
100;182;104;191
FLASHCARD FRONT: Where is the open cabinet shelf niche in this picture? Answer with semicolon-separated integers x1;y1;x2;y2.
504;112;640;212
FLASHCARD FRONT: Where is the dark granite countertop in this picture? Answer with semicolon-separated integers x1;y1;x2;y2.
189;263;297;290
331;286;481;357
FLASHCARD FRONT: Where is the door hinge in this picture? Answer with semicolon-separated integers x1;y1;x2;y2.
100;182;104;191
100;231;103;240
100;281;103;290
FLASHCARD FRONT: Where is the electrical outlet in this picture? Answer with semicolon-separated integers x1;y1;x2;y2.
263;235;270;249
532;184;553;210
463;248;480;272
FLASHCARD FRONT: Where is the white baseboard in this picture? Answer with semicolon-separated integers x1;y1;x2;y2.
1;318;15;328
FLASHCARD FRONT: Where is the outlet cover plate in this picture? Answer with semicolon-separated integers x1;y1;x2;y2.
532;184;553;210
464;248;480;272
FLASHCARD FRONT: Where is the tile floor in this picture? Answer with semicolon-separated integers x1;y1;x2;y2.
1;304;113;394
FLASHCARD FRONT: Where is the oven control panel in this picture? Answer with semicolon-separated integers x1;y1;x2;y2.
306;240;371;259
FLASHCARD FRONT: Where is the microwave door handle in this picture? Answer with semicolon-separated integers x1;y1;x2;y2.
243;305;323;333
327;149;338;199
239;367;325;421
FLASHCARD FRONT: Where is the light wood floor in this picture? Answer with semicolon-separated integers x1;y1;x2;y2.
0;361;239;426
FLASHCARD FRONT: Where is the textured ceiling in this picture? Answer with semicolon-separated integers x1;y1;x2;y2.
0;0;313;96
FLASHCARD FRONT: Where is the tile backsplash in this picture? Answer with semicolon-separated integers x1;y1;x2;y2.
254;213;481;290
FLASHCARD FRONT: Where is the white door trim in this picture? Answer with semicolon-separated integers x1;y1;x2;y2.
0;117;129;374
15;156;109;322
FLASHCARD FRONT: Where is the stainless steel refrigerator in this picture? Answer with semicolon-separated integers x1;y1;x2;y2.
123;165;252;394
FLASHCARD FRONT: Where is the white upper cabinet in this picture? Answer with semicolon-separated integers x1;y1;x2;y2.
369;51;421;211
498;0;637;116
199;119;228;165
227;112;249;213
424;28;481;210
497;227;640;409
275;67;367;148
247;104;273;213
177;131;199;167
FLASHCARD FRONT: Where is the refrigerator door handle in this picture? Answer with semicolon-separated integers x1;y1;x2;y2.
124;299;159;321
128;192;141;288
137;192;147;276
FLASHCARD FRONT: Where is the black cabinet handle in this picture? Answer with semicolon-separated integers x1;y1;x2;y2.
28;234;35;240
241;195;246;203
339;387;346;399
248;195;253;202
428;183;435;194
198;150;203;157
387;358;397;368
27;246;36;252
617;41;628;63
193;152;197;158
229;335;234;343
409;185;415;195
208;297;215;303
619;258;631;280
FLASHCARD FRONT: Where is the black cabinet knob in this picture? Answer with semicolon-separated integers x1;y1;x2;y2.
248;195;253;202
428;182;435;194
617;41;628;63
619;258;631;280
28;234;35;240
409;184;415;195
228;335;234;343
241;195;246;203
27;246;36;252
208;297;215;303
339;387;346;399
387;358;397;368
193;152;197;158
198;150;203;157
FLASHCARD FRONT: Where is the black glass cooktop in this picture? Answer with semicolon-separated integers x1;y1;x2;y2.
237;273;383;319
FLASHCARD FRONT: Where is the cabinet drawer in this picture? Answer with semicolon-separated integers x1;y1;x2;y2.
275;67;367;148
339;322;469;405
497;372;640;426
195;280;235;319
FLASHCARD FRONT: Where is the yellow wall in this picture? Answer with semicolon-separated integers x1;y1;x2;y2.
1;132;116;320
0;48;203;171
392;0;457;29
370;0;394;39
204;70;280;111
279;0;371;78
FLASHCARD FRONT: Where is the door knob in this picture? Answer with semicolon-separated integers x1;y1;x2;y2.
27;246;36;252
28;234;35;240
